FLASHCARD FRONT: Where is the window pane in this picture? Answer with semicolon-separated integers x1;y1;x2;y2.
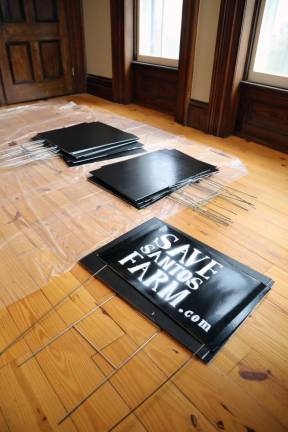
138;0;183;63
253;0;288;77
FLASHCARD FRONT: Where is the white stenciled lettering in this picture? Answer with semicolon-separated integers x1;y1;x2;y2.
167;262;184;276
143;269;170;291
198;319;211;332
185;247;210;267
155;233;179;250
157;254;176;272
167;245;210;268
196;259;223;280
157;281;191;307
186;277;203;290
184;310;193;318
147;250;162;263
127;261;150;281
182;310;209;329
177;268;193;283
167;244;190;264
140;243;156;255
140;233;179;256
119;250;143;266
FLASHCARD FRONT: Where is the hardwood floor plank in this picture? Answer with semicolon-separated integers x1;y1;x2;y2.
0;307;31;369
100;334;138;367
173;359;286;432
229;351;288;428
8;291;66;353
75;307;125;351
143;332;191;376
0;408;10;432
112;414;147;432
35;330;106;411
0;359;77;432
110;351;166;409
237;302;288;365
0;94;287;432
267;266;288;301
136;382;218;432
212;335;251;374
101;297;157;346
70;382;130;432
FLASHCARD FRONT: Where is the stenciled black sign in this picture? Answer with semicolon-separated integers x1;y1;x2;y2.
80;218;273;361
88;149;218;208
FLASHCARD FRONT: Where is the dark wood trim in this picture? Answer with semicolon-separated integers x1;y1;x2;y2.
207;0;256;137
243;0;261;80
132;61;178;113
236;81;288;153
87;74;113;101
187;99;209;132
0;68;5;105
175;0;200;125
239;80;288;96
132;0;138;59
110;0;134;103
132;60;177;72
64;0;86;93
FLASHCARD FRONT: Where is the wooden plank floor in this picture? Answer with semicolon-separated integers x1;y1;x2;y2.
0;94;287;432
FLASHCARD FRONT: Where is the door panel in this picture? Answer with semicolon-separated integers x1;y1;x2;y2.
0;0;73;103
0;0;25;22
7;41;34;82
34;0;57;22
39;40;62;79
0;74;4;104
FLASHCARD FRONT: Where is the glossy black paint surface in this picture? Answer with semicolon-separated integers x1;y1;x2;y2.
80;218;273;361
35;121;139;156
63;144;145;166
89;149;218;208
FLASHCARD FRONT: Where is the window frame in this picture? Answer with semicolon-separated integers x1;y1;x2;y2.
247;0;288;89
135;0;181;68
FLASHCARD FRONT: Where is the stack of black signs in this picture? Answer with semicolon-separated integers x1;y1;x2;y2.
33;121;144;166
80;218;274;362
89;149;218;208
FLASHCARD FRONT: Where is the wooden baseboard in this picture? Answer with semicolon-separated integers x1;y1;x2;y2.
187;99;209;132
86;74;113;101
132;61;178;114
236;81;288;153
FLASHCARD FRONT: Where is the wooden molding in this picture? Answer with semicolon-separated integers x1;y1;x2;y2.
236;81;288;153
110;0;134;103
242;0;261;81
132;61;178;113
64;0;86;93
207;0;256;136
132;61;177;73
175;0;200;124
87;75;113;101
187;99;209;132
0;68;5;105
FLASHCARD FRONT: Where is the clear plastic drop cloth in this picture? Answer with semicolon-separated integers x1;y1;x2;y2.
0;99;247;307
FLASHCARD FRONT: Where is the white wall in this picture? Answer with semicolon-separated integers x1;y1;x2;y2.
82;0;220;99
82;0;113;78
191;0;221;102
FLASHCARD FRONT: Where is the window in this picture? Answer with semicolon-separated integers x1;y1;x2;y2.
248;0;288;88
137;0;183;67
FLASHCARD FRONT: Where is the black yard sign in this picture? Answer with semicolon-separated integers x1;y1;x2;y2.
80;218;273;361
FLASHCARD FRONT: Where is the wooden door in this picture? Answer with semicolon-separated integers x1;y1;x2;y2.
0;0;74;104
